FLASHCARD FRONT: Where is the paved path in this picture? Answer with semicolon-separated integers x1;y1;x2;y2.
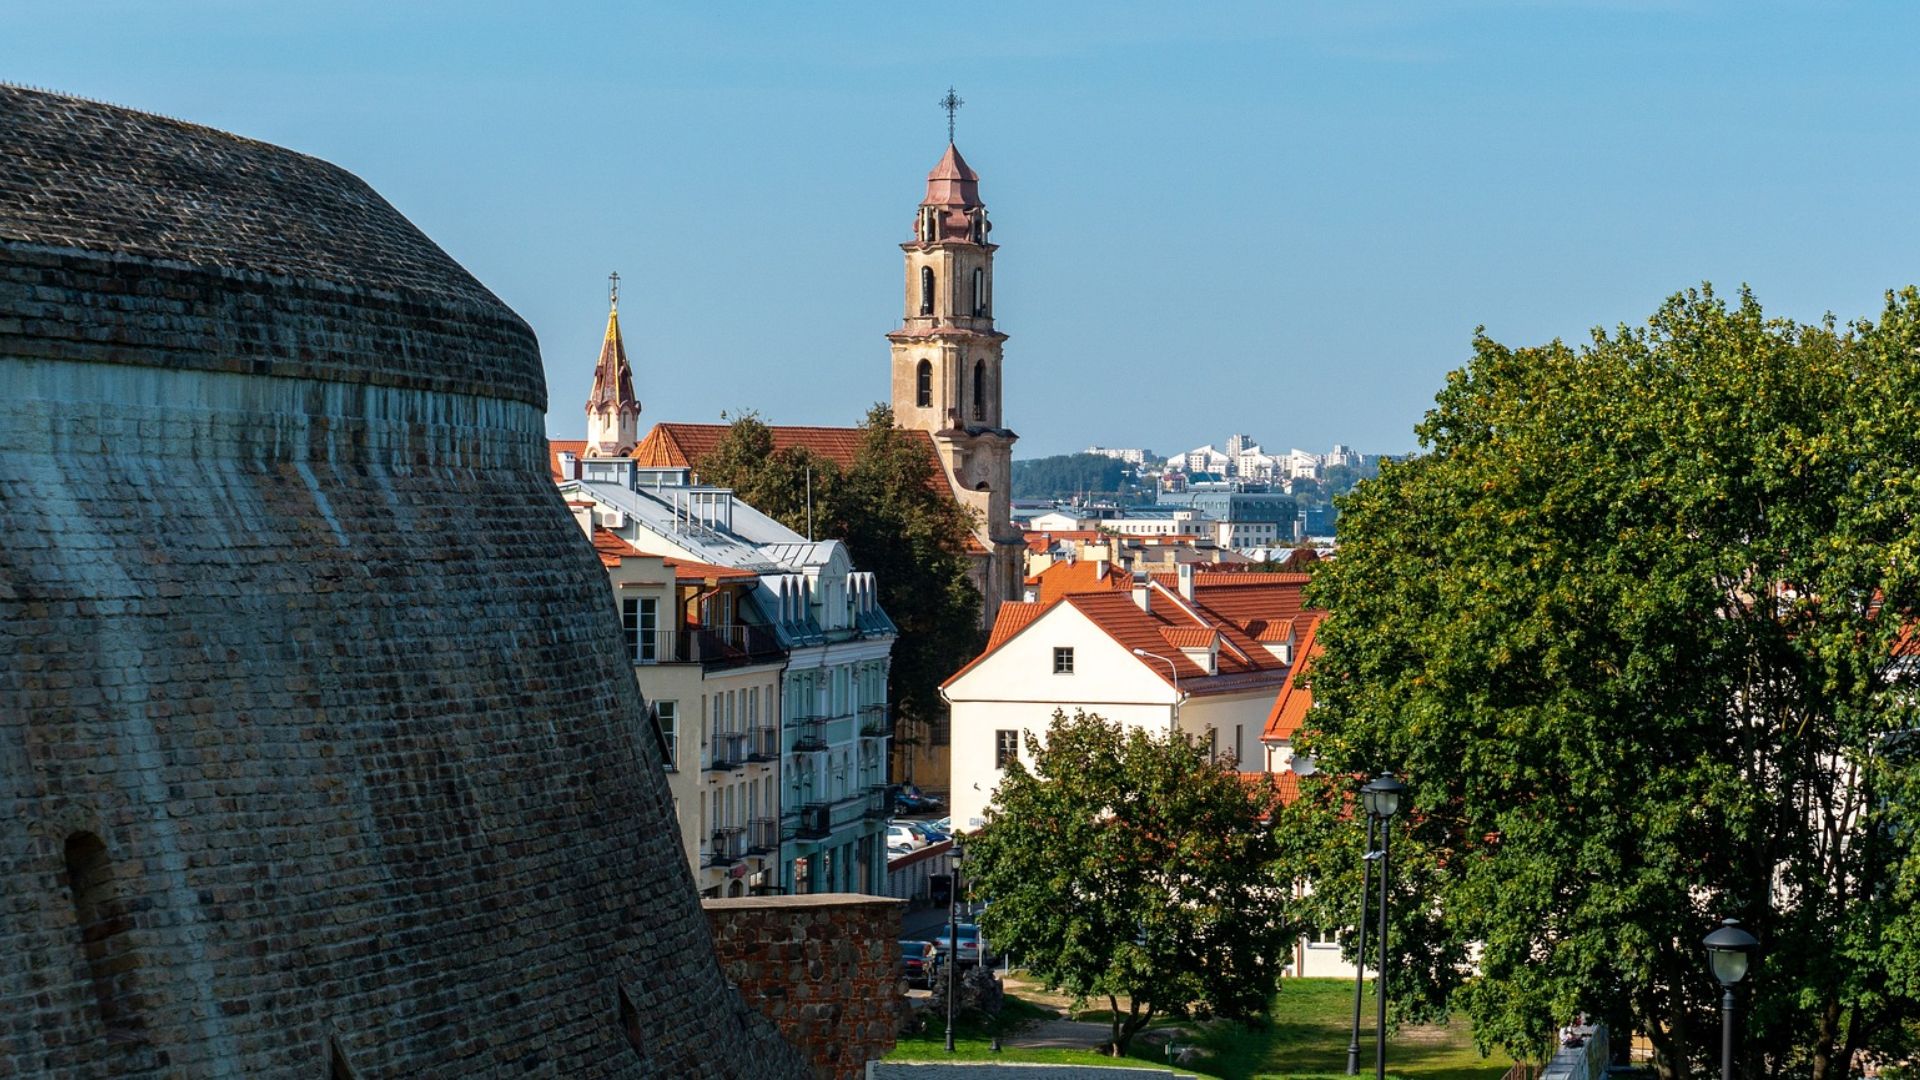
1007;1017;1116;1051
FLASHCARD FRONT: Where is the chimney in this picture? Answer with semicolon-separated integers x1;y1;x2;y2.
1131;573;1152;613
1177;562;1195;601
558;450;578;480
1094;558;1109;581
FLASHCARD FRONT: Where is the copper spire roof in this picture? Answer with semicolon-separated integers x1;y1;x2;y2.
923;143;982;209
585;300;639;414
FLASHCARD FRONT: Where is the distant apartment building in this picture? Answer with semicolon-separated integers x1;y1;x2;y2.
561;455;897;897
1084;445;1153;465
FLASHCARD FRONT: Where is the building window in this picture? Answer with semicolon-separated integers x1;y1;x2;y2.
920;266;935;315
995;729;1019;769
916;360;932;408
622;596;658;663
972;267;986;315
972;359;986;421
1052;647;1074;675
655;701;678;769
65;831;141;1039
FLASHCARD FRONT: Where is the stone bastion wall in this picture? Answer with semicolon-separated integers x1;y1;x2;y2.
0;84;805;1078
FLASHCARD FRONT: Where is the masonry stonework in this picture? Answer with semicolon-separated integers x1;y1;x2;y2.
0;85;805;1078
704;895;907;1080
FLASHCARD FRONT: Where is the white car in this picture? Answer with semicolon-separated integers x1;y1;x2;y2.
886;823;926;851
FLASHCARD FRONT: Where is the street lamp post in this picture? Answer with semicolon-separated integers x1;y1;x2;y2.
1703;918;1758;1080
1361;772;1408;1080
945;839;966;1053
1346;810;1378;1076
1131;648;1188;734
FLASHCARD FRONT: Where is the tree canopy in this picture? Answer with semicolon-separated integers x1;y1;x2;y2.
1288;286;1920;1079
1012;453;1146;502
695;406;982;744
967;709;1294;1056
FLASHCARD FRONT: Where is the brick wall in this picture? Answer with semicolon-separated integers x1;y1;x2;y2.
705;894;907;1079
0;84;806;1078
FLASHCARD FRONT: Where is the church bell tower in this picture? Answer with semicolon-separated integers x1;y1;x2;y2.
887;95;1022;618
585;273;641;456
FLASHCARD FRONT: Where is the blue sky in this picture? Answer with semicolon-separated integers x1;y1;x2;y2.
9;2;1920;457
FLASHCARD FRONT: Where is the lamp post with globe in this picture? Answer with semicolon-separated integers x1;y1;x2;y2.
1361;772;1408;1080
1703;918;1758;1080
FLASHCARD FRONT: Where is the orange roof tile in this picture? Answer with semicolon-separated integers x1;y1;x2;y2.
1261;618;1322;742
1027;558;1130;605
1238;770;1301;810
1158;627;1218;650
630;421;944;480
548;439;589;481
945;571;1323;698
591;528;644;568
663;557;757;583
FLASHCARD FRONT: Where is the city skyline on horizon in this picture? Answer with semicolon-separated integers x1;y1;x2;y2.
10;3;1920;458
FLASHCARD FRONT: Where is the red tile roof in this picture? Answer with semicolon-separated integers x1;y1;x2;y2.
663;557;757;583
548;439;589;481
1261;617;1322;742
591;528;644;568
945;570;1323;698
1024;529;1106;553
1238;770;1301;810
1158;627;1218;650
1026;559;1130;605
630;421;943;478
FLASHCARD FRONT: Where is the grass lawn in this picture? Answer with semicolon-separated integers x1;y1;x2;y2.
890;977;1515;1080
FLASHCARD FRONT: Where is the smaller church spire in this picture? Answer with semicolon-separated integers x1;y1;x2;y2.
586;272;641;456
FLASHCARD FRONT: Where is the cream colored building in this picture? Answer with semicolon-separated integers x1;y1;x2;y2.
572;507;787;898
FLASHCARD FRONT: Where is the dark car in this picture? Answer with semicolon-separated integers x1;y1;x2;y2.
897;939;937;988
892;784;943;815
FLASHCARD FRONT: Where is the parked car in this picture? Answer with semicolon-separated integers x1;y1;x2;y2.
898;939;937;987
892;784;943;814
927;816;952;834
899;819;950;845
885;823;926;851
931;923;985;968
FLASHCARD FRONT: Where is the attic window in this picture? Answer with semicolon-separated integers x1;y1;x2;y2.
1052;647;1074;675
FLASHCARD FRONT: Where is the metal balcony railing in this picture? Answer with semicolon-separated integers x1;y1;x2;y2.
708;826;746;866
795;803;832;840
747;817;778;853
864;785;891;820
792;719;827;753
708;732;747;772
858;704;891;739
631;625;787;671
748;725;779;761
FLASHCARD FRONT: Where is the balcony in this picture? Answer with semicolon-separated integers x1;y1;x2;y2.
747;725;779;762
864;785;891;820
707;826;745;867
707;732;747;772
792;718;827;753
795;803;832;840
858;703;891;739
632;625;787;672
747;817;778;853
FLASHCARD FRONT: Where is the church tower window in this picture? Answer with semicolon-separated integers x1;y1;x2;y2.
972;360;986;422
916;360;932;408
972;268;985;316
920;266;935;315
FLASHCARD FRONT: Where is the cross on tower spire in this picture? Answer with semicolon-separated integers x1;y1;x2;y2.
939;87;964;143
608;270;620;307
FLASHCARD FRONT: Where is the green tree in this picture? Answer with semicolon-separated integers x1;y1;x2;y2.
696;406;982;752
1289;286;1920;1079
968;709;1294;1056
1011;453;1141;501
